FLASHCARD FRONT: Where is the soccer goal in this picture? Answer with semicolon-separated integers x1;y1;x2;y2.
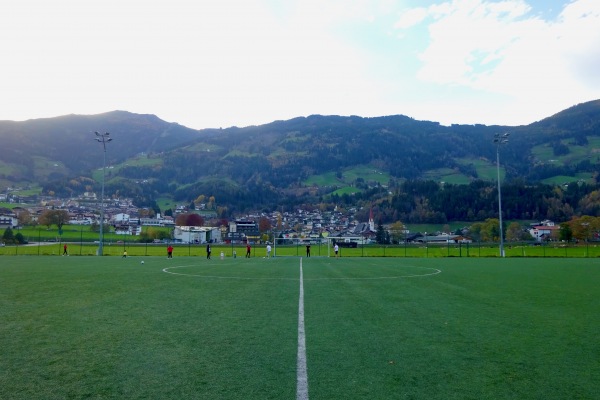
273;237;328;257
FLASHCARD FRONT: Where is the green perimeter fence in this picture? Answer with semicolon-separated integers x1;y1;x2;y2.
1;240;599;258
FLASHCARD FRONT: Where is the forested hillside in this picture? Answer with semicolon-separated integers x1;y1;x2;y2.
0;111;199;183
1;100;599;221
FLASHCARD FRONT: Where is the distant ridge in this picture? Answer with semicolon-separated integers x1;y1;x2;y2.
1;100;599;215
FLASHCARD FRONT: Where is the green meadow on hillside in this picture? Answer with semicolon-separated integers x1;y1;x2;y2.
541;173;595;185
531;136;600;167
423;168;471;184
456;157;503;181
305;165;389;188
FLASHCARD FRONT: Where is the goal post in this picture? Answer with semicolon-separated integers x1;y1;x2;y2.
273;237;329;257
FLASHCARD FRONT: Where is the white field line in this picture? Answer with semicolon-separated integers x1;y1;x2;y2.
304;267;441;280
162;264;441;281
297;258;309;400
162;261;442;399
162;264;299;280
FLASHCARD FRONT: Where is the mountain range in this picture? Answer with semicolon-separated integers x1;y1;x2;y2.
1;100;599;220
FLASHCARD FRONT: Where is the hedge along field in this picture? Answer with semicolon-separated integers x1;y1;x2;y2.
1;257;599;399
2;241;600;258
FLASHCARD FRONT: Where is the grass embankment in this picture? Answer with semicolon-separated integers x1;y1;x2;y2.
8;225;172;247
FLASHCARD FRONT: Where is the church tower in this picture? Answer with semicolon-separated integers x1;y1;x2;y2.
369;207;375;232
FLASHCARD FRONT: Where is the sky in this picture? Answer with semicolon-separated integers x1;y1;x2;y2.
1;0;599;129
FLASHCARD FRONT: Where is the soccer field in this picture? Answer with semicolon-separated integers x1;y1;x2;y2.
1;256;599;399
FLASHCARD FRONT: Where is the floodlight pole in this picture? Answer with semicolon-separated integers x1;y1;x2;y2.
582;222;590;257
95;132;112;256
494;132;509;258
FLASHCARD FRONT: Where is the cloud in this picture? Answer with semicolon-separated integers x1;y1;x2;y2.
394;7;429;29
557;0;600;87
1;0;598;128
392;0;600;124
0;0;366;127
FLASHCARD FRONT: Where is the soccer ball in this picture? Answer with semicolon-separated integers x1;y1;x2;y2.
141;261;145;264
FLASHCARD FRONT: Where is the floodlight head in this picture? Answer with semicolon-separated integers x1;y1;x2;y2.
107;138;112;142
95;131;100;136
105;132;110;136
95;138;101;142
494;132;509;146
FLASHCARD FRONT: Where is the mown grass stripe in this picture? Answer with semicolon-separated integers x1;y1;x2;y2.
297;258;309;400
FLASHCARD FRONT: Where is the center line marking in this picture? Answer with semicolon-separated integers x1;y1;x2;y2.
297;258;309;400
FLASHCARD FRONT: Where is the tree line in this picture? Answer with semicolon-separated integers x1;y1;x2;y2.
369;179;600;225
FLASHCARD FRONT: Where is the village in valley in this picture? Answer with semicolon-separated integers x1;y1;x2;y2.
1;186;563;248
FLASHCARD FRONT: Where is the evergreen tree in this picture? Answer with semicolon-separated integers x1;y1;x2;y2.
2;227;15;244
376;221;387;244
15;232;26;244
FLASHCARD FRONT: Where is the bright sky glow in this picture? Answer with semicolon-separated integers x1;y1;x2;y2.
1;0;599;129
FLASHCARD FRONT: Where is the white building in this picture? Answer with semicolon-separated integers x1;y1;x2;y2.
115;225;142;236
529;220;559;242
173;226;222;244
68;218;93;225
113;213;130;223
0;215;18;228
139;215;169;226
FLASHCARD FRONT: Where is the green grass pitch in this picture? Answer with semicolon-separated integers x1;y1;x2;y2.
1;256;599;399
